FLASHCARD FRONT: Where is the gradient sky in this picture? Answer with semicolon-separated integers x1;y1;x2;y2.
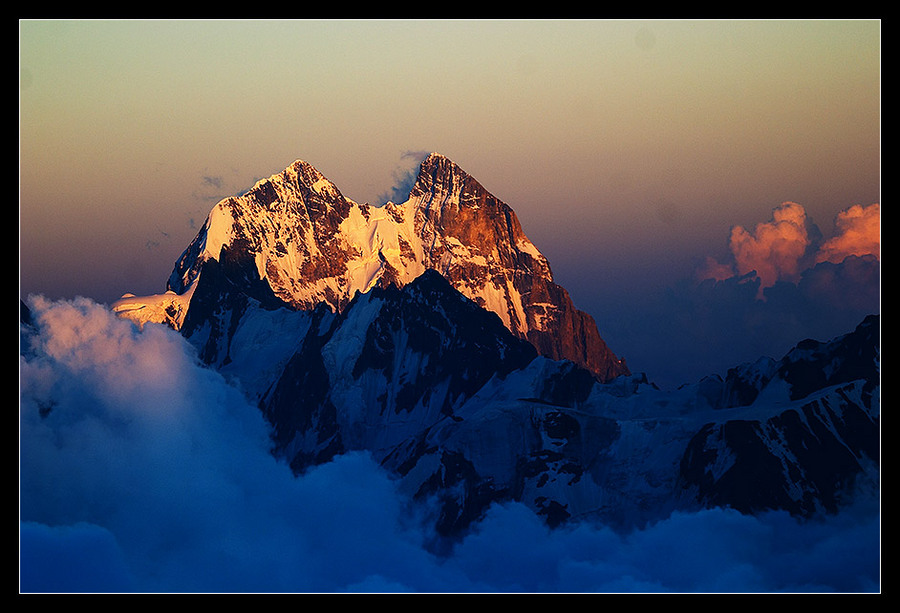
19;19;881;387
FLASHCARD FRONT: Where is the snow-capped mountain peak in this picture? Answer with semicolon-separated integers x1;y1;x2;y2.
117;153;629;381
97;153;879;542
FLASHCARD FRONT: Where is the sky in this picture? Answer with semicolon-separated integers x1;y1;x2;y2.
20;18;880;384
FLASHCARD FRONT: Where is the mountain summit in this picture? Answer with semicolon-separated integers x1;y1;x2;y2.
116;153;629;382
98;154;878;539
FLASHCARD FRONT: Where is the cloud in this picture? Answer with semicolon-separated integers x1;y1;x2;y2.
816;203;881;264
728;202;813;292
19;296;438;592
696;255;736;283
19;296;879;593
401;149;431;162
376;150;430;206
20;521;136;592
698;201;880;296
202;175;224;190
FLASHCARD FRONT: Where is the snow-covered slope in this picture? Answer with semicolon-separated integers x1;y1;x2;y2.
245;272;879;535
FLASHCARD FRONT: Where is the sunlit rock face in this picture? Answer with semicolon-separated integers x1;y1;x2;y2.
125;152;629;382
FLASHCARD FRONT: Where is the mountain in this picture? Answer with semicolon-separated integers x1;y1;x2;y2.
251;278;879;535
110;154;879;538
676;314;879;519
259;269;539;475
115;153;629;382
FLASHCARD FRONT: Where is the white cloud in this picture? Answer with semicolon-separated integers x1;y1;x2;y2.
19;296;880;593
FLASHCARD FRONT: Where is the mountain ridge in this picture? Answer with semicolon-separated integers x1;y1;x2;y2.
233;276;879;535
116;152;629;381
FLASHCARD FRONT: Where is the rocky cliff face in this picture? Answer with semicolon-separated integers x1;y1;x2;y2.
407;154;627;381
149;153;628;382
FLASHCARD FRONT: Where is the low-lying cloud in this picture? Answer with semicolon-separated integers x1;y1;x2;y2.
19;296;880;593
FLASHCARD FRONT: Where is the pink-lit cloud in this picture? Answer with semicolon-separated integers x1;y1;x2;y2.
728;202;812;291
696;256;736;283
815;204;880;264
697;202;880;299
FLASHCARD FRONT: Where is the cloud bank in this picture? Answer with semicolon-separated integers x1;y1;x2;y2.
19;296;879;593
698;202;880;292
